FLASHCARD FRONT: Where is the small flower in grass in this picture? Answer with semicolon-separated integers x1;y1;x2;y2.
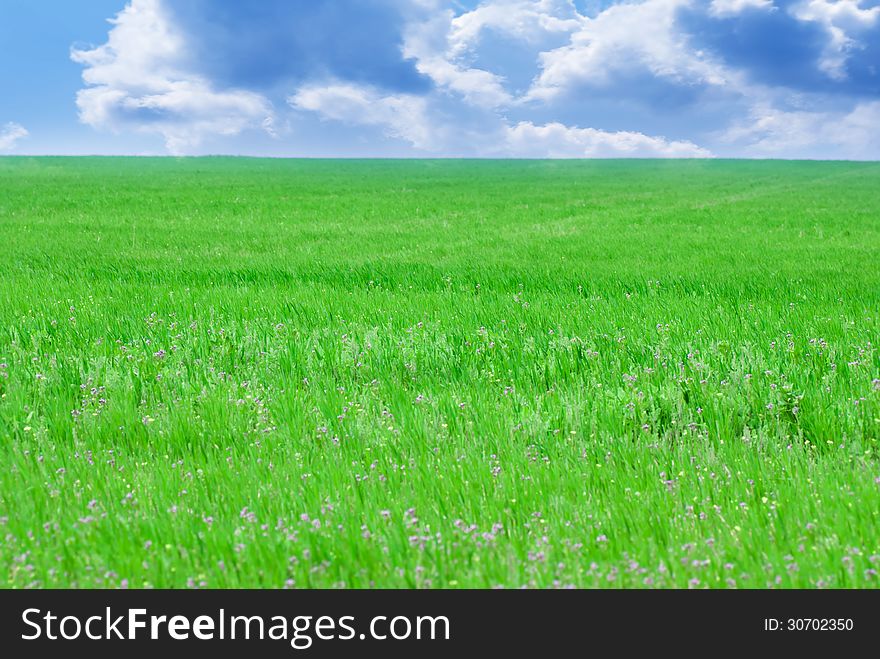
153;349;166;360
596;534;608;543
380;510;391;520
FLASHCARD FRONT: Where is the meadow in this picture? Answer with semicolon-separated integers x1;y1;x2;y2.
0;157;878;589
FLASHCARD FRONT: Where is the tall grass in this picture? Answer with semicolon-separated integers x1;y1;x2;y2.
0;157;878;588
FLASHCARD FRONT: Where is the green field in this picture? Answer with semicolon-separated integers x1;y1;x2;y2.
1;157;879;588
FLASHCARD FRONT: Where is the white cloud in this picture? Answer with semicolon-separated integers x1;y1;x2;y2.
709;0;774;17
288;89;715;157
0;123;28;152
722;101;880;158
71;0;273;154
288;83;436;150
66;0;880;159
447;0;583;56
402;1;585;109
294;5;717;158
402;9;513;108
791;0;880;80
526;0;730;101
794;0;880;28
505;121;713;157
414;57;513;109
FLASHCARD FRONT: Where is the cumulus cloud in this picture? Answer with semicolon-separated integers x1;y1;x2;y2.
287;87;714;157
0;123;28;152
402;0;585;108
446;0;583;55
71;0;273;153
288;83;436;150
795;0;880;30
722;100;880;158
505;121;713;157
679;0;880;93
402;8;513;108
70;0;880;158
791;0;880;80
526;0;731;102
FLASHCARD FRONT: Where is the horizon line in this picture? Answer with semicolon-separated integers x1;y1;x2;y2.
2;155;880;163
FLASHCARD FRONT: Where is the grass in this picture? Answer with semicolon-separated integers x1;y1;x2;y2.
0;156;878;589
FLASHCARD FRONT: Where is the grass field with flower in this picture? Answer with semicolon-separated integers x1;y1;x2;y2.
1;157;879;588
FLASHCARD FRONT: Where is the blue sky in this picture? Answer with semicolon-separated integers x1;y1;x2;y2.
1;0;879;158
